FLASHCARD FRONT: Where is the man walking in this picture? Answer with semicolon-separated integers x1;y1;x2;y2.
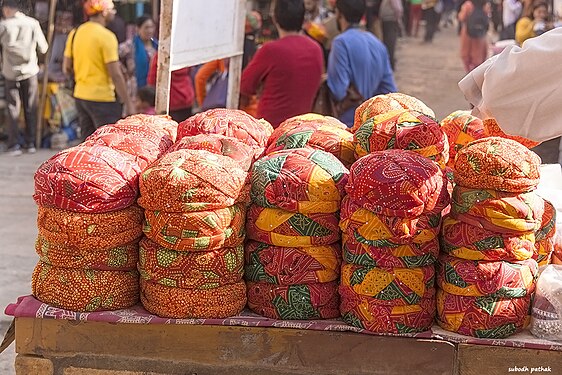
63;0;134;139
0;0;48;155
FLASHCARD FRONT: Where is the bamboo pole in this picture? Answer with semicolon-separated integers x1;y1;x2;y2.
155;0;172;114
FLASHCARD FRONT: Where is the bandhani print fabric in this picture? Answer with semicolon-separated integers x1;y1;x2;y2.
534;239;554;266
436;255;538;298
143;204;246;251
354;109;449;168
246;205;340;247
342;233;439;269
453;137;541;193
168;134;254;172
35;235;139;271
339;285;435;334
440;216;536;261
265;113;355;166
244;240;341;284
177;108;273;160
439;110;485;167
34;144;142;213
482;118;539;149
138;149;249;212
246;281;340;319
340;264;435;305
534;199;557;266
109;114;178;142
353;93;435;133
436;289;531;339
450;186;544;234
345;150;449;218
31;262;139;312
140;279;247;318
37;205;144;251
250;148;349;214
138;238;243;289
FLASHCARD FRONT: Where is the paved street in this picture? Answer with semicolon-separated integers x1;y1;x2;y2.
0;24;469;374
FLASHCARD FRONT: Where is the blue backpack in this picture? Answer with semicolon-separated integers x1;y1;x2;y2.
467;6;489;38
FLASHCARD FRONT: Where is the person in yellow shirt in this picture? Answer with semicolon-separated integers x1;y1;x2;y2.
62;0;134;138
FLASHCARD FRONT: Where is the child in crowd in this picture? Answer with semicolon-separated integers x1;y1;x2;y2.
137;86;156;115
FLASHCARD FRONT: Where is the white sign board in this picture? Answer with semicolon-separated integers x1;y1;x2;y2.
170;0;245;70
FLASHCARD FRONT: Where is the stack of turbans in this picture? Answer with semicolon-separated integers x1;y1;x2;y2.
265;113;355;167
439;110;485;168
339;150;450;334
138;109;273;318
438;137;546;338
32;115;177;312
245;147;349;320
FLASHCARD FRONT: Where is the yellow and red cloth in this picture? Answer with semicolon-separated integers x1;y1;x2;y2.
533;199;557;266
482;118;539;149
439;110;485;167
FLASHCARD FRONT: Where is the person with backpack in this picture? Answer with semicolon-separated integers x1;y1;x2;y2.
458;0;491;72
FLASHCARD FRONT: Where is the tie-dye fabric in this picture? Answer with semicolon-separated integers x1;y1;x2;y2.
251;148;349;214
345;150;449;218
534;239;554;266
440;216;535;261
246;205;340;247
37;206;143;251
32;262;139;312
246;281;340;320
168;134;254;171
265;113;355;166
340;264;435;305
534;199;556;266
439;110;485;167
138;149;249;212
138;238;243;290
339;285;435;334
451;186;544;234
342;233;439;269
482;118;539;149
34;144;142;213
143;204;246;251
453;137;541;193
354;110;449;168
140;279;247;318
177;108;273;160
436;289;531;338
353;93;435;133
244;240;341;284
35;235;138;271
436;255;538;298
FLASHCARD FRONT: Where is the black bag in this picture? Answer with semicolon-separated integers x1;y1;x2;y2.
65;25;82;91
466;6;489;38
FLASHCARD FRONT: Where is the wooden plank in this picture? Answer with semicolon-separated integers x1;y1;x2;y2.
155;0;172;114
15;318;456;375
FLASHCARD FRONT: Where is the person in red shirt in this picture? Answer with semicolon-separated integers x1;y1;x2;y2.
240;0;324;128
147;52;195;123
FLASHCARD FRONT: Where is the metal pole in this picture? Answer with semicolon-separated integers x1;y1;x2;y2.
155;0;172;114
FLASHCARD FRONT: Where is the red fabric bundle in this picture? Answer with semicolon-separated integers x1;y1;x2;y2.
439;110;485;167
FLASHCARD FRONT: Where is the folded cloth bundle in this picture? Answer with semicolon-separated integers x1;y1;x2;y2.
482;118;539;149
138;149;249;212
246;281;340;319
143;204;246;251
177;108;273;160
265;113;355;166
36;235;139;271
168;134;254;171
451;186;544;234
37;205;143;251
534;199;557;266
339;285;436;334
246;205;340;247
436;289;532;338
354;109;449;168
340;197;442;246
105;114;178;142
342;234;439;269
345;150;449;218
138;238;243;289
34;144;142;213
436;255;538;298
32;262;139;312
353;93;435;133
244;240;341;284
529;265;562;340
439;110;485;167
140;279;247;318
341;263;435;305
453;137;541;193
250;148;349;214
440;216;536;261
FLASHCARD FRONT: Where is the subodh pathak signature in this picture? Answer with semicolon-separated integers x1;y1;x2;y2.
508;366;552;373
